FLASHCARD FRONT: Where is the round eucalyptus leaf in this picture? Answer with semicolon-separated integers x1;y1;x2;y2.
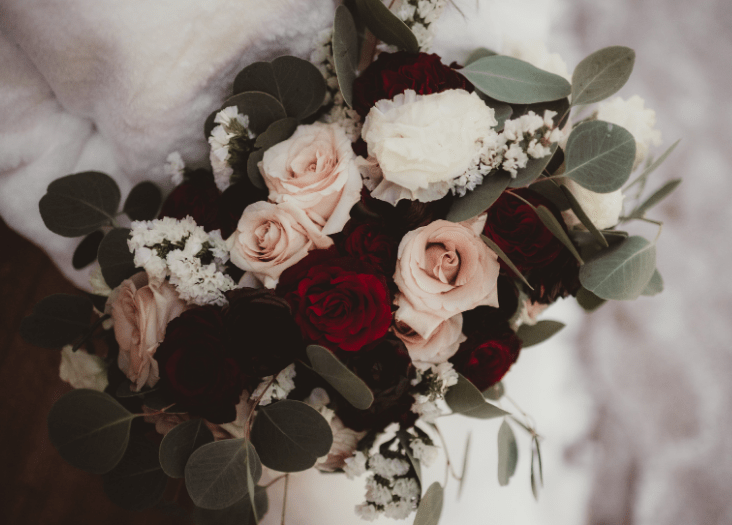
576;287;606;312
413;482;444;525
20;293;93;348
39;171;120;237
564;120;636;193
185;438;262;510
102;434;168;511
444;374;509;420
534;205;584;264
333;5;359;108
446;171;510;223
354;0;419;53
72;230;104;269
641;269;664;297
530;179;571;211
579;235;656;300
483;382;504;401
47;389;134;474
306;345;374;410
462;56;571;104
159;419;215;479
247;149;266;190
233;61;279;99
629;178;682;219
97;228;137;289
193;486;269;525
516;320;566;348
271;56;327;119
254;118;299;151
497;420;518;486
571;46;635;106
465;47;497;64
250;400;333;472
123;182;162;221
203;109;218;139
221;91;287;135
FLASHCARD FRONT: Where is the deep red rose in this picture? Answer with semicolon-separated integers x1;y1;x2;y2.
483;188;568;274
156;306;246;424
450;327;521;392
461;275;520;336
527;249;581;304
340;222;397;278
352;51;473;117
276;249;392;352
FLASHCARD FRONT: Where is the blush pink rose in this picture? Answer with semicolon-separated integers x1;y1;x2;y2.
394;314;467;370
394;220;500;339
259;122;362;235
315;413;367;472
227;201;334;289
109;272;190;391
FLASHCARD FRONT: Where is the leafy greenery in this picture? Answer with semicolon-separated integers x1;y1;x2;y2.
97;228;137;289
641;269;664;296
193;486;269;525
72;230;105;269
413;482;444;525
333;5;360;108
159;419;215;479
47;389;134;474
397;430;422;486
20;293;92;348
535;205;584;264
530;435;543;499
354;0;419;53
480;234;533;291
254;118;299;151
446;172;510;222
465;47;497;64
445;374;509;419
306;345;374;410
497;420;518;486
123;182;162;221
626;139;680;192
247;149;267;190
576;287;607;311
39;171;120;237
560;185;608;247
509;144;558;188
571;46;635;106
516;320;566;348
628;179;682;219
483;382;504;401
115;380;157;398
221;92;287;135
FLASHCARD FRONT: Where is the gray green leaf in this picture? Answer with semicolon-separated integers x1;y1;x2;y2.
576;287;606;311
254;118;299;151
445;373;510;420
333;5;359;108
629;179;682;218
626;139;681;190
640;268;664;296
193;486;269;525
446;171;510;222
354;0;419;53
480;234;533;291
233;62;279;99
221;91;287;134
560;185;608;247
413;482;444;525
20;293;92;348
571;46;635;106
123;181;162;221
159;419;215;479
306;345;374;410
247;149;266;191
465;47;497;64
97;228;137;289
497;419;518;486
535;205;584;264
516;320;566;348
271;56;327;119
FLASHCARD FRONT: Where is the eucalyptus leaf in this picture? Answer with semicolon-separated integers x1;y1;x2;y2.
271;56;327;119
445;374;509;420
396;430;421;486
159;419;215;479
221;91;287;134
333;5;359;108
354;0;419;53
457;432;472;500
254;118;299;151
123;182;162;221
641;268;664;296
629;179;682;218
247;149;267;190
560;185;608;247
203;109;218;140
185;438;262;510
72;230;104;269
530;179;570;211
47;389;134;474
465;47;497;64
233;62;279;99
576;287;606;311
97;228;137;289
483;382;505;401
102;434;168;511
39;171;120;237
626;139;681;190
564;120;636;193
115;380;157;398
20;293;92;348
194;486;269;525
497;420;518;486
516;320;566;348
413;482;443;525
480;234;533;291
462;56;571;104
535;205;584;264
244;438;261;524
510;97;570;129
509;144;558;188
446;172;510;222
571;46;635;106
579;235;656;300
306;345;374;410
250;400;333;472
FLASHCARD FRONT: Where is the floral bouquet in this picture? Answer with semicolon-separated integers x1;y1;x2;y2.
22;0;679;523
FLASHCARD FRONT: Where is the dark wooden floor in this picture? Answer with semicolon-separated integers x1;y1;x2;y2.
0;217;187;525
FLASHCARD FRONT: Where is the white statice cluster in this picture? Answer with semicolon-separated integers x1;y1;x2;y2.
164;151;186;186
344;450;369;479
397;0;447;51
410;362;459;423
208;106;256;192
356;452;419;521
310;28;363;141
449;109;565;196
252;363;297;406
409;434;439;467
128;216;235;306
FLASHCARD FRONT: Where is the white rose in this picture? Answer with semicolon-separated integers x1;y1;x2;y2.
502;38;570;80
358;89;497;205
562;178;624;230
59;345;108;392
596;95;662;167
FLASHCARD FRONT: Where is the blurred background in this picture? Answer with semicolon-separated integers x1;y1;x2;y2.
1;0;730;524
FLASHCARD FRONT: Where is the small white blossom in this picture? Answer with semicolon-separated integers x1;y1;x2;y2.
433;361;458;388
89;265;112;298
411;395;443;423
355;503;379;521
365;477;394;506
392;477;420;500
253;363;297;406
384;499;414;520
410;439;439;467
59;345;108;391
369;454;411;479
164;151;186;186
208;107;255;192
344;450;369;479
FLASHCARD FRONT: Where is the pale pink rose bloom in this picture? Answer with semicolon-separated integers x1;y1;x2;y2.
394;220;500;339
394;314;467;370
110;272;189;391
315;414;367;472
260;122;362;236
227;201;333;289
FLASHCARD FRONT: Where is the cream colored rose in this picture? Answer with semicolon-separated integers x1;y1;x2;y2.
260;122;362;236
110;271;190;391
394;220;500;339
358;89;496;205
596;95;662;167
394;314;467;370
561;178;624;230
227;201;334;289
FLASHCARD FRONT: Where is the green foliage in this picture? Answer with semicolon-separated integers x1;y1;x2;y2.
123;182;162;221
333;5;360;108
462;56;571;104
579;235;656;300
193;486;269;525
571;46;635;106
564;120;636;193
516;320;566;348
446;172;510;223
483;382;505;401
396;430;422;486
465;47;497;64
457;432;472;500
185;438;263;510
530;435;544;499
445;374;509;419
20;293;92;348
354;0;419;53
413;482;444;525
159;419;215;479
47;389;134;474
306;345;374;410
530;178;570;211
39;171;120;237
254;118;299;151
497;420;518;486
102;434;168;511
97;228;137;289
480;234;533;291
576;287;606;311
250;400;333;472
247;149;266;190
233;62;280;101
72;230;104;270
626;139;680;192
560;185;608;247
508;144;558;188
641;269;664;296
628;179;682;219
221;92;287;134
535;205;584;264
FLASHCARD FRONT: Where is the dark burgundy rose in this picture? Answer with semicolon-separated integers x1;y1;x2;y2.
483;188;569;274
276;249;392;352
527;249;581;304
156;306;246;424
450;327;521;392
223;288;304;377
462;275;520;335
340;222;398;277
352;51;473;117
